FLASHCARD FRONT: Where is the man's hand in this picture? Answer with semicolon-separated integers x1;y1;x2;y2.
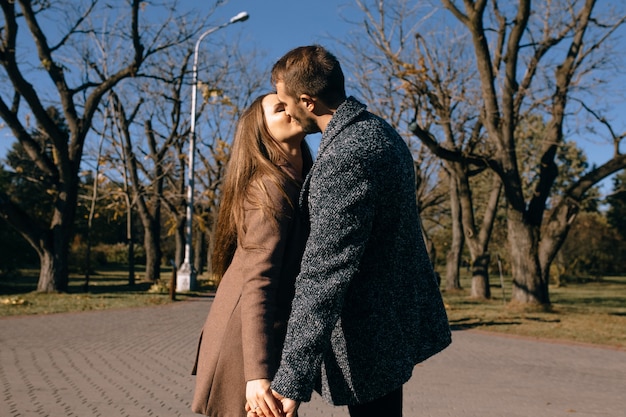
271;390;300;417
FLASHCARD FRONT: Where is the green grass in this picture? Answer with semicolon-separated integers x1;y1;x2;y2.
443;275;626;349
0;266;215;317
1;267;624;350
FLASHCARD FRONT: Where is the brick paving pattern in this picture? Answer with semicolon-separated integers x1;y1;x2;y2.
1;297;624;417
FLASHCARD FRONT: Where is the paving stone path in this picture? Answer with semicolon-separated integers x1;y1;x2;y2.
1;297;624;417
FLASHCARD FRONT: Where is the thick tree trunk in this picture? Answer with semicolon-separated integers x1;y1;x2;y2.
37;249;59;293
470;253;491;299
35;186;76;293
508;213;550;305
36;230;71;293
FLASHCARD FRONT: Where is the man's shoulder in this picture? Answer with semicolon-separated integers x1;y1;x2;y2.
321;97;405;159
343;110;403;148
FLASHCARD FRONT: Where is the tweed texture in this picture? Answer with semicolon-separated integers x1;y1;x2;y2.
271;97;452;406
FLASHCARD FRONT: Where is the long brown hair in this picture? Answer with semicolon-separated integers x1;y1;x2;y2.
211;94;312;279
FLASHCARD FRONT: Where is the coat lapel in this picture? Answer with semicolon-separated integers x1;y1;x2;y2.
299;97;367;213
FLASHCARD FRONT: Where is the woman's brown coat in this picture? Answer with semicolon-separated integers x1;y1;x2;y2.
191;165;307;417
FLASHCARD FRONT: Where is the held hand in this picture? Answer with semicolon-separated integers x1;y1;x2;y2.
272;390;300;417
245;379;284;417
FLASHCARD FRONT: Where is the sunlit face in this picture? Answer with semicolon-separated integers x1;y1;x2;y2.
262;93;305;143
275;81;321;134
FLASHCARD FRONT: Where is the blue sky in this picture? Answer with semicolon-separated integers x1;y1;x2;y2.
206;0;624;193
0;0;352;158
1;0;623;192
200;1;624;175
202;0;358;150
207;0;353;66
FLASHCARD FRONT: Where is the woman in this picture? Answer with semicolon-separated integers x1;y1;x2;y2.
191;93;313;417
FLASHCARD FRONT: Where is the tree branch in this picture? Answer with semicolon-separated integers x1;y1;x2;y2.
574;97;626;156
0;96;58;178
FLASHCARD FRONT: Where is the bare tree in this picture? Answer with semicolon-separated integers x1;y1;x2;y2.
81;99;109;290
192;45;269;276
405;30;502;298
0;1;149;292
337;2;448;279
101;33;268;282
432;0;626;305
109;91;171;283
0;0;219;292
348;0;626;306
346;0;500;296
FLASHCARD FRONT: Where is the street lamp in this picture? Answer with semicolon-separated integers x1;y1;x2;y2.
177;11;250;292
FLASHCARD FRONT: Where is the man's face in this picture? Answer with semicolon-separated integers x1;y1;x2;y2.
275;81;321;134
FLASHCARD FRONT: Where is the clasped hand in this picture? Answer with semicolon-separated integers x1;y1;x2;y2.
245;379;300;417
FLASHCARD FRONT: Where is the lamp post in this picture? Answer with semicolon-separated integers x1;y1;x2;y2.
177;11;250;292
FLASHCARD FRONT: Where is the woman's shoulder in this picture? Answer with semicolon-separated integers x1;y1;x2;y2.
246;169;299;211
252;166;297;191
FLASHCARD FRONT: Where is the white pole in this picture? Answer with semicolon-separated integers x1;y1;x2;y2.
177;11;249;292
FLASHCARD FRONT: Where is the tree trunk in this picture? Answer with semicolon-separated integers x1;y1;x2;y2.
445;173;463;290
456;168;501;299
445;249;462;290
37;248;59;293
128;237;136;286
143;222;162;282
205;231;213;277
35;185;76;293
508;212;549;305
175;215;186;268
84;238;92;291
126;207;135;286
36;229;71;293
470;253;491;299
194;229;206;276
124;191;135;286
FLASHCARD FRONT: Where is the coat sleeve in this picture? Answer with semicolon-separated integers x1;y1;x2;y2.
271;146;377;401
239;180;295;381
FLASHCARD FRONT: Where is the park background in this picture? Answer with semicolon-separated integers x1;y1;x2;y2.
1;1;625;347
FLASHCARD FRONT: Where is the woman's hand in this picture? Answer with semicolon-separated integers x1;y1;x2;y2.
245;378;284;417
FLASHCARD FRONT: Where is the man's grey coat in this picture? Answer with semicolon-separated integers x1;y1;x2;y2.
271;97;452;405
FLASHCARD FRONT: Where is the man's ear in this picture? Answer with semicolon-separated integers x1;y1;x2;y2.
299;94;315;111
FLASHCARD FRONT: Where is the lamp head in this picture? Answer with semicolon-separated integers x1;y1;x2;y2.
230;11;249;24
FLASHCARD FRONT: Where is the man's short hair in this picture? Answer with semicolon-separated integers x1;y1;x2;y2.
271;45;346;108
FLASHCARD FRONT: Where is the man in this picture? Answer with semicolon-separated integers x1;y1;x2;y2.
268;45;451;417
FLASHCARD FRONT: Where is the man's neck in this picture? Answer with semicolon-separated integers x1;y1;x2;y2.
313;97;344;133
317;113;333;133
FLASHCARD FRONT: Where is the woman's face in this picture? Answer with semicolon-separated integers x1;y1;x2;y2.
262;93;305;143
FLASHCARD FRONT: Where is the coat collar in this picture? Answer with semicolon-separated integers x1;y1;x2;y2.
298;97;366;210
317;96;366;159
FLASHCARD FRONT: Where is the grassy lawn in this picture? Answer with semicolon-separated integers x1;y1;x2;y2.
443;274;626;349
1;267;624;349
0;266;215;316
